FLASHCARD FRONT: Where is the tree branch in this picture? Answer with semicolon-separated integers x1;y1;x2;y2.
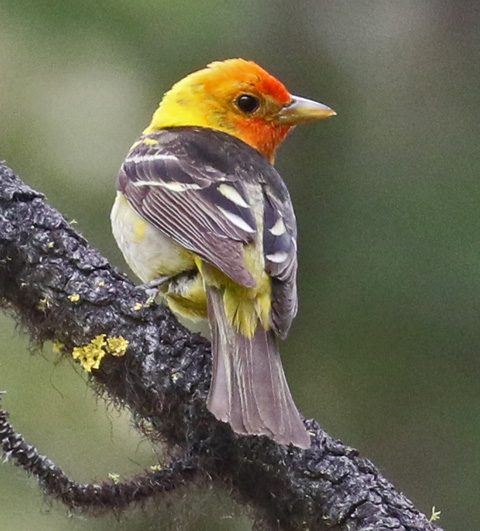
0;398;198;512
0;161;441;530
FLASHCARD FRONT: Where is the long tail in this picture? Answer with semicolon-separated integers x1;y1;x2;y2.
206;287;310;448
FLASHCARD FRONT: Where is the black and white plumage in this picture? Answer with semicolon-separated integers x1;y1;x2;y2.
116;127;298;338
112;127;309;448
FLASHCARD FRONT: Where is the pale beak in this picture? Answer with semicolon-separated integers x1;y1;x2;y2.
277;95;336;124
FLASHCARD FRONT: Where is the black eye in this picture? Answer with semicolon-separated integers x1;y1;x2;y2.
236;94;260;114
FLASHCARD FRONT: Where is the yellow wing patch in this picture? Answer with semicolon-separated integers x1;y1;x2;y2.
143;137;159;146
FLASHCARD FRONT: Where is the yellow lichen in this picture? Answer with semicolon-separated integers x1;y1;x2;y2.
108;473;120;484
133;302;143;311
145;296;156;307
150;464;162;471
68;294;81;302
429;507;441;523
36;298;49;311
98;280;105;287
52;342;65;353
72;334;128;372
106;336;129;357
72;335;107;372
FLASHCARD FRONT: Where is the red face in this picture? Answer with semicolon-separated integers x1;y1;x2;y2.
197;59;294;161
150;59;335;162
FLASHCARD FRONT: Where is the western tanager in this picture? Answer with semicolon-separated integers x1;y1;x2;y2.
111;59;335;448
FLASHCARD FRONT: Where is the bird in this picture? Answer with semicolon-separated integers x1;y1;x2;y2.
111;59;335;448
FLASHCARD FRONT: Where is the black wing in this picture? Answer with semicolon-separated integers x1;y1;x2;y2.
118;128;261;287
117;127;298;335
262;176;298;339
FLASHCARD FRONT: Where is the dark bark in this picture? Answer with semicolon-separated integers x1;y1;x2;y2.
0;161;441;530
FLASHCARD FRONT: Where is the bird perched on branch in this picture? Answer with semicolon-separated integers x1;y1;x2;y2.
111;59;335;448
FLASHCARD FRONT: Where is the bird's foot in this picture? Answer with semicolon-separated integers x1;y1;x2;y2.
137;277;170;301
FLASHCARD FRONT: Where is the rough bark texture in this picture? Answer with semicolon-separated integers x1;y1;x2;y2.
0;161;442;530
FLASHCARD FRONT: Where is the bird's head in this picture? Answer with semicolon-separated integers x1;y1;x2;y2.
144;58;335;162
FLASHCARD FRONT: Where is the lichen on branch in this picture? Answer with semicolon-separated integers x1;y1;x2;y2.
0;162;442;531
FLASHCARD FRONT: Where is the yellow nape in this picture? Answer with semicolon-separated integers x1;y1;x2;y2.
143;72;223;135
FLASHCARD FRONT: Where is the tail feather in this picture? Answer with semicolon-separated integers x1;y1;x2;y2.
206;287;310;448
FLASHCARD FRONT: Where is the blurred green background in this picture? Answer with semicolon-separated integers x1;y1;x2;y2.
1;1;479;529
